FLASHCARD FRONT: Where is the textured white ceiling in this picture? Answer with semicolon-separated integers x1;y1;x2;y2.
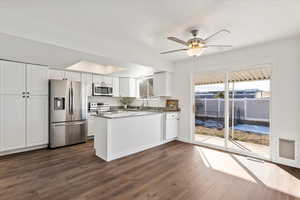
0;0;300;66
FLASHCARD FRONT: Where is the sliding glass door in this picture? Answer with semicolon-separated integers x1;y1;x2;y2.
194;67;271;159
194;72;226;149
228;70;271;158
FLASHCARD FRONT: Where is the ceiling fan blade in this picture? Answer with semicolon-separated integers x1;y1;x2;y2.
167;37;188;46
204;29;231;41
203;45;232;48
160;48;188;54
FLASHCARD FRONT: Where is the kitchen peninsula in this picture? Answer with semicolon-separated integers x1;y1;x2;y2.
94;111;169;161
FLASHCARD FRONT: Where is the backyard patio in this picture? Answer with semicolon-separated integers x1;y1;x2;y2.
195;125;270;158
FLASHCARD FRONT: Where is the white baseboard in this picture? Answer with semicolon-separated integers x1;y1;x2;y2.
176;137;192;143
163;137;177;143
0;144;48;156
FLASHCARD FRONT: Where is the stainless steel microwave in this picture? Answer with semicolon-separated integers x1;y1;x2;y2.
93;83;113;96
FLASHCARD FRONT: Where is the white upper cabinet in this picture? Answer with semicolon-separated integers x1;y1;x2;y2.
48;69;81;82
27;64;48;96
93;74;112;86
92;74;104;84
104;76;113;86
48;69;66;80
0;61;26;95
87;116;95;137
112;77;120;97
153;72;172;97
119;77;136;97
65;71;81;82
26;95;48;146
81;73;93;97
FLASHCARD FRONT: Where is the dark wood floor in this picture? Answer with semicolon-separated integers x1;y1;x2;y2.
0;140;299;200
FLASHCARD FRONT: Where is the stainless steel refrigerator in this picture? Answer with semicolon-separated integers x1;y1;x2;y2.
49;80;87;148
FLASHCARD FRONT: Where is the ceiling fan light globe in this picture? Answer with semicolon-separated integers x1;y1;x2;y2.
187;47;203;57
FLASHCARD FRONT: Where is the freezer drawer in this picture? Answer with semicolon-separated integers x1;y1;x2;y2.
50;120;87;148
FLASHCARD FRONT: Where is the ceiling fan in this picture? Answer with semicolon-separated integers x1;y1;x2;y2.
160;29;232;57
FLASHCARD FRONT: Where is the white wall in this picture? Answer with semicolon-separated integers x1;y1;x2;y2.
173;36;300;168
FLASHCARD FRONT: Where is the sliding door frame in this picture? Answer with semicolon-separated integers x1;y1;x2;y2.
192;66;272;161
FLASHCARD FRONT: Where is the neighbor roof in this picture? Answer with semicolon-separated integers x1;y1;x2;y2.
194;67;271;85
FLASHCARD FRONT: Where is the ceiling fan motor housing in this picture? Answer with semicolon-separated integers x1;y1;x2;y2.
190;29;199;37
187;38;205;48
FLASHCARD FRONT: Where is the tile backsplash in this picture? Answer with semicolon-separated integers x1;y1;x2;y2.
88;96;120;106
88;96;167;108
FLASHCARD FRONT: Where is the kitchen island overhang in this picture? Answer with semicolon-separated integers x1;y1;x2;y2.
94;112;166;161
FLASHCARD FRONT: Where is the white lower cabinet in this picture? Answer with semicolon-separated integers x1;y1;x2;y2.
26;96;48;146
1;95;26;151
0;94;48;153
165;112;179;140
88;117;95;136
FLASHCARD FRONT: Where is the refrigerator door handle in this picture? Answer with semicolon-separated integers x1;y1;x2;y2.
53;121;86;126
68;87;72;115
71;84;74;114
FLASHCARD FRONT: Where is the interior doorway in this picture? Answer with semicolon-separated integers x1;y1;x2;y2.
193;67;271;159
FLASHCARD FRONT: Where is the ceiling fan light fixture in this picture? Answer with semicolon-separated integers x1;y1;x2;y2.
187;47;203;57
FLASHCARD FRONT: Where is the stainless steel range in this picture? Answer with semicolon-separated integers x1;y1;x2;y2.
49;80;87;148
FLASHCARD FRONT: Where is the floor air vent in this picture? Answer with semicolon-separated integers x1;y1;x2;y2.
279;138;295;160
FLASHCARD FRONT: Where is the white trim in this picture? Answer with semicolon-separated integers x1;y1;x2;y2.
244;117;269;122
231;81;235;139
224;72;229;148
0;144;48;156
204;98;207;115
